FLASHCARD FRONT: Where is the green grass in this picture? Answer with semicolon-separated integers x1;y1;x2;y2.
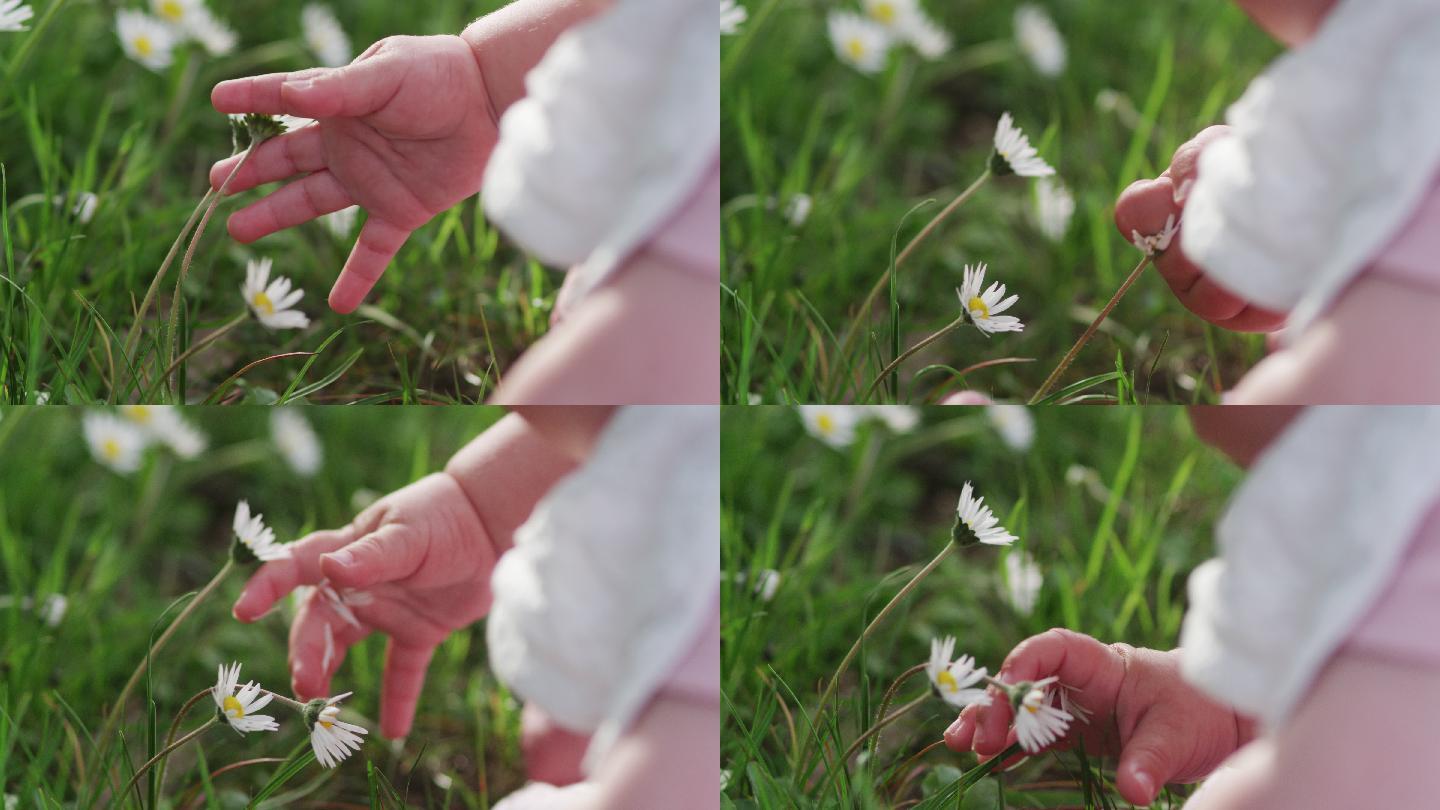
0;405;528;807
0;0;554;405
720;405;1243;807
722;0;1281;404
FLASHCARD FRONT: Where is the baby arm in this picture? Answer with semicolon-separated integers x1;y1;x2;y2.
944;629;1254;806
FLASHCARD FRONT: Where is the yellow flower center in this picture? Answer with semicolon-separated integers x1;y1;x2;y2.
968;296;990;319
121;406;152;424
251;290;277;316
936;671;958;691
1025;703;1039;714
102;438;121;461
320;718;334;728
134;36;153;58
223;695;244;718
160;0;184;20
816;413;835;435
870;2;895;24
846;38;866;60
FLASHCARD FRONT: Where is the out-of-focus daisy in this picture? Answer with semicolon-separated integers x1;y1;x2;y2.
232;500;292;562
1003;550;1042;615
149;0;200;27
783;193;812;226
957;263;1024;336
186;7;237;56
862;0;917;31
720;0;746;35
827;11;889;75
51;192;100;223
990;112;1054;178
0;0;33;31
116;10;177;71
1131;213;1179;256
753;569;781;602
271;409;322;476
868;405;920;433
211;662;280;734
38;594;67;627
242;258;310;330
954;481;1018;546
1012;677;1072;752
1014;4;1065;77
305;692;368;768
1033;177;1074;241
83;412;148;474
120;406;207;459
302;3;351;67
901;12;950;60
322;205;360;239
799;405;862;448
926;637;991;708
986;404;1034;451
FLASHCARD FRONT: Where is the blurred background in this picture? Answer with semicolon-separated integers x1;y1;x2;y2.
0;405;526;806
721;405;1243;807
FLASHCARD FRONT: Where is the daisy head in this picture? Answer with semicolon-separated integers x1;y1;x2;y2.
83;412;149;474
1003;549;1043;615
303;692;368;768
242;258;310;330
1014;4;1065;77
115;10;177;72
211;662;280;734
926;637;992;708
990;112;1055;178
900;11;950;60
231;500;291;563
1010;676;1073;753
827;11;890;75
0;1;35;33
120;406;207;459
1033;177;1075;241
1131;213;1179;256
954;481;1018;546
798;406;862;448
185;7;238;56
272;409;322;476
986;404;1034;451
957;263;1024;336
301;3;351;68
862;0;918;31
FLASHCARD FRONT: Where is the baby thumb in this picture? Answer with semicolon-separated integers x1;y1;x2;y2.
280;58;398;119
321;524;425;589
1117;715;1185;805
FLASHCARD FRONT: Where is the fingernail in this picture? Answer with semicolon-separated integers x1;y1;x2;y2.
945;717;963;738
1132;768;1155;798
327;550;354;568
285;79;315;91
1173;179;1194;204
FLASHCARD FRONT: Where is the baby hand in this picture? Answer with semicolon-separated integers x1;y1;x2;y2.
209;34;497;314
232;472;498;738
1114;125;1286;332
943;629;1252;806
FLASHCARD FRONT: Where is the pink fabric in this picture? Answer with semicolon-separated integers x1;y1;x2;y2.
1360;171;1440;292
1340;495;1440;664
656;589;720;706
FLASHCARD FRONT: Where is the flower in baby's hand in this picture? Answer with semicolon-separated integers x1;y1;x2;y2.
990;112;1055;178
83;412;148;474
1010;676;1072;753
799;405;862;448
0;0;33;32
242;258;310;330
954;481;1018;546
1131;213;1179;257
720;0;746;35
304;692;368;768
927;637;991;708
302;3;351;68
1014;4;1065;78
212;662;280;734
957;263;1023;336
828;11;889;75
231;500;291;563
1057;684;1092;725
116;10;178;71
120;406;207;459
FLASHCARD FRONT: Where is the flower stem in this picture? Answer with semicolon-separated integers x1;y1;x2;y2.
866;662;929;761
117;716;218;806
837;693;927;769
863;315;968;402
124;189;217;361
258;688;307;712
155;312;249;395
1029;252;1154;404
155;687;214;795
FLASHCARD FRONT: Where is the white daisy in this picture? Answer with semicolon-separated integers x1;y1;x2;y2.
116;10;177;72
1003;550;1042;615
1012;677;1072;753
720;0;746;36
867;405;920;433
0;0;33;31
83;412;148;474
957;263;1024;336
185;7;237;56
271;409;322;476
986;404;1034;451
232;500;292;562
1131;213;1179;256
1032;177;1074;241
926;637;991;708
901;12;951;60
119;406;207;459
783;193;812;226
301;3;351;68
210;662;280;734
307;692;368;768
71;192;99;224
1014;4;1065;77
862;0;918;32
242;258;310;330
955;481;1018;546
991;112;1055;178
149;0;200;26
827;11;889;75
798;405;862;448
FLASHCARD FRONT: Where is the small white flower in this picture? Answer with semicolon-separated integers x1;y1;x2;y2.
83;412;149;474
120;406;207;459
322;205;360;239
926;637;991;708
211;662;280;734
233;500;292;561
1131;213;1179;256
955;481;1018;546
867;405;920;433
308;692;368;768
862;0;917;32
720;769;731;791
828;11;890;75
38;594;67;627
1003;550;1042;615
901;12;951;60
302;3;351;67
1013;677;1072;753
783;193;812;226
799;405;862;448
242;258;310;330
1032;177;1074;241
991;112;1055;178
149;0;199;26
116;10;177;71
0;0;33;31
720;0;746;35
754;569;781;602
271;409;322;476
986;404;1034;451
34;391;49;405
957;263;1024;336
1014;4;1065;77
186;7;237;56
